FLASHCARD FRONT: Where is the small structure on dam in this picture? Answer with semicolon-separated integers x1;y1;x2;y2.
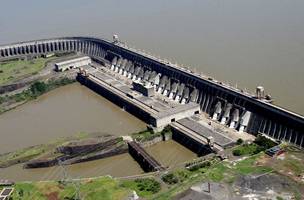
0;36;303;149
54;55;91;72
132;81;155;97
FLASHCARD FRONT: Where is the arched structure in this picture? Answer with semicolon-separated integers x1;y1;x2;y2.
0;36;303;148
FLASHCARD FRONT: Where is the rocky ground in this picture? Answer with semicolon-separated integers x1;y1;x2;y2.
175;173;299;200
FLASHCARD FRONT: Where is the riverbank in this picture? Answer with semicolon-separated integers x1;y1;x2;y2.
0;133;127;169
0;133;89;168
3;146;303;200
0;77;76;114
0;128;171;169
1;128;303;199
0;53;76;93
0;54;78;114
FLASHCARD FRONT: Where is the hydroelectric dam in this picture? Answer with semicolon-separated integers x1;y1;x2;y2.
0;36;303;150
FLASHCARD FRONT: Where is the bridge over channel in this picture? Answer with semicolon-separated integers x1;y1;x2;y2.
128;141;165;172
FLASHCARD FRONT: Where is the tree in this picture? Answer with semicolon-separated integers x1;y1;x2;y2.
236;138;244;145
30;81;47;96
162;173;179;184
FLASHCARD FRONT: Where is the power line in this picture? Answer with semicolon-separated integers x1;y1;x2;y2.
58;160;82;200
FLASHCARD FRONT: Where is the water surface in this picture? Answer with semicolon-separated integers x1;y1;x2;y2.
0;153;143;182
145;140;197;168
0;83;146;153
0;84;197;181
1;0;303;114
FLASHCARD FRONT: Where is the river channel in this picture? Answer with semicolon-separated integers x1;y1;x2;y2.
0;83;197;181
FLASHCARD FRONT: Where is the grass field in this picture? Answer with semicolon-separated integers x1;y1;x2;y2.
7;176;163;200
0;58;52;85
3;150;303;200
9;177;130;200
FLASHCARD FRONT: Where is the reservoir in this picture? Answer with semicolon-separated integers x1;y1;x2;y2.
1;0;303;114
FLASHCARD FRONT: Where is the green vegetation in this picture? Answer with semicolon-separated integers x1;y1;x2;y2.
0;145;46;168
0;57;53;85
0;78;75;113
132;126;172;142
187;160;212;172
282;158;303;177
10;177;129;200
204;163;229;182
9;177;161;200
0;132;89;168
5;150;303;200
30;78;75;97
132;129;155;141
162;173;179;185
162;170;191;185
269;146;304;178
152;153;276;200
254;135;277;149
132;129;162;142
121;178;161;197
11;182;46;200
233;154;272;175
161;125;172;136
236;138;244;145
232;135;277;156
232;143;261;156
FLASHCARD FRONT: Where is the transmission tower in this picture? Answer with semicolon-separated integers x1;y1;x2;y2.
58;160;82;200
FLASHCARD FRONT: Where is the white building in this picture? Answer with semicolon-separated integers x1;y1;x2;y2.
55;56;91;72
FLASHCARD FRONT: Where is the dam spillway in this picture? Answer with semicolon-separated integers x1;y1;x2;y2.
0;36;303;148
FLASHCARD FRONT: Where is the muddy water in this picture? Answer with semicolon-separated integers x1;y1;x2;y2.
0;141;197;182
1;0;304;114
0;83;196;181
0;153;144;182
0;83;146;153
145;140;197;168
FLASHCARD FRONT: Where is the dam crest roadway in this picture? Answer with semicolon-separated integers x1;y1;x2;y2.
0;35;303;150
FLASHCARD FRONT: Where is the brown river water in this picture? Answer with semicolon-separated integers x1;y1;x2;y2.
1;0;303;181
0;83;146;153
0;84;196;181
1;0;303;114
0;140;196;182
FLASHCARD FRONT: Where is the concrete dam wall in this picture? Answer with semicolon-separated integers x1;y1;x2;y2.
0;36;303;148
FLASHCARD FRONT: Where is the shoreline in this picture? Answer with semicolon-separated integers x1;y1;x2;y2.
0;55;77;114
3;149;303;200
0;128;171;170
0;76;76;114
